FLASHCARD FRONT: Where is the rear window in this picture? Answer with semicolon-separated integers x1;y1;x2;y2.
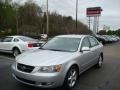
18;36;35;42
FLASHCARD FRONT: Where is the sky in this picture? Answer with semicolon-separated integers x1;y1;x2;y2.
14;0;120;30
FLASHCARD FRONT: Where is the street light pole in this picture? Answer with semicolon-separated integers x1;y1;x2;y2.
16;8;19;35
14;3;19;35
76;0;78;32
46;0;49;39
88;16;91;33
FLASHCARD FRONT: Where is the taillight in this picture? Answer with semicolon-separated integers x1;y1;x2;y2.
28;43;33;48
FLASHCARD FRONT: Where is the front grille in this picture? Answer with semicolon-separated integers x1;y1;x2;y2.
17;63;34;73
16;76;35;84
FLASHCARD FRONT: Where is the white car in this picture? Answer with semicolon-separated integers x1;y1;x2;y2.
0;36;44;57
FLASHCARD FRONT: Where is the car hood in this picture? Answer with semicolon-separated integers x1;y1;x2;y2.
16;49;76;66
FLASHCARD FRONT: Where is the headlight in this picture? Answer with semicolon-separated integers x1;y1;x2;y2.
12;61;17;69
38;65;62;73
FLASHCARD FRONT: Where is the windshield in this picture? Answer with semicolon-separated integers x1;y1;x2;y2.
18;36;35;42
41;37;81;52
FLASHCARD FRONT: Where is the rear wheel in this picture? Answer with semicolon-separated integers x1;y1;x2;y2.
63;66;78;89
13;48;20;57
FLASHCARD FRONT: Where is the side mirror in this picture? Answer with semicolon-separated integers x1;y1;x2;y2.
81;47;90;52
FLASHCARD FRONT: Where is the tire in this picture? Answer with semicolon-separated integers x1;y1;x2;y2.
96;55;103;68
63;66;78;89
101;40;105;45
13;48;21;57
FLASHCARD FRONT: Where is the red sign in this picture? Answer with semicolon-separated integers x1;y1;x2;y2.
87;7;102;17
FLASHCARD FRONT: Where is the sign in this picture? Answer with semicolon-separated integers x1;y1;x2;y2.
87;7;102;17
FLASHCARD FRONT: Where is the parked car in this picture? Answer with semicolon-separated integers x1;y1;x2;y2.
11;35;103;89
0;35;45;57
92;34;107;44
115;36;120;41
100;35;110;43
111;35;119;42
100;35;111;43
108;35;117;42
102;35;113;43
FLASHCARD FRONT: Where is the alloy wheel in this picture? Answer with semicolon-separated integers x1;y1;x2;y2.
13;49;20;57
67;68;78;88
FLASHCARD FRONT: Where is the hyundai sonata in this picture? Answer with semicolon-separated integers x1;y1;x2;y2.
11;35;103;89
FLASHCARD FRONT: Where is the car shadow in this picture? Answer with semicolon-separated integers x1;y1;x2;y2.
0;52;14;58
15;82;65;90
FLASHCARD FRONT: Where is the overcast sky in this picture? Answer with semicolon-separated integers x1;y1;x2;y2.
15;0;120;30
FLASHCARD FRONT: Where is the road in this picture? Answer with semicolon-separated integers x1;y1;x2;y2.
0;42;120;90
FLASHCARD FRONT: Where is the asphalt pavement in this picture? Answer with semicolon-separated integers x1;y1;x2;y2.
0;42;120;90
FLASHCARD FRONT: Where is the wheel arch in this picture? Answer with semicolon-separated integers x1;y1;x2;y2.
12;46;21;53
63;63;80;88
65;62;80;76
100;52;103;60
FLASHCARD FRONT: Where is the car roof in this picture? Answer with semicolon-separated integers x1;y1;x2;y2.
7;35;25;38
56;34;89;38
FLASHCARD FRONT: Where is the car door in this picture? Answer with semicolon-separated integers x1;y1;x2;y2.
2;37;13;51
88;36;100;64
0;37;4;51
78;37;93;72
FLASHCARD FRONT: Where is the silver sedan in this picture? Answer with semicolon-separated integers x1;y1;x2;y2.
11;35;103;89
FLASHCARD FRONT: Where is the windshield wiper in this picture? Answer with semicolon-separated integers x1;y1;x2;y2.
39;48;69;52
47;49;68;52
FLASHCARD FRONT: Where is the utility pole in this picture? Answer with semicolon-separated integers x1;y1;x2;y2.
14;3;19;35
88;16;91;33
96;16;99;33
46;0;49;39
14;1;22;35
94;17;96;34
16;8;19;35
76;0;78;32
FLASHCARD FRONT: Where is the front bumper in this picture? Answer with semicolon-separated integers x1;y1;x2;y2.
11;63;65;88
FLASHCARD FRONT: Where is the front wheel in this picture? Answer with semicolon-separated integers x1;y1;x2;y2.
96;55;103;68
63;66;78;89
13;48;21;57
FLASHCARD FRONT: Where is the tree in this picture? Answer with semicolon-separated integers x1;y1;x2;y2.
0;0;90;37
0;0;16;35
17;1;43;35
107;29;120;36
98;30;107;35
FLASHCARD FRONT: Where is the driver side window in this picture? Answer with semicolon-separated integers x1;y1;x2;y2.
89;37;99;47
81;37;90;48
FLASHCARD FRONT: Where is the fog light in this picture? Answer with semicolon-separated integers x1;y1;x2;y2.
36;82;54;86
41;82;53;86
